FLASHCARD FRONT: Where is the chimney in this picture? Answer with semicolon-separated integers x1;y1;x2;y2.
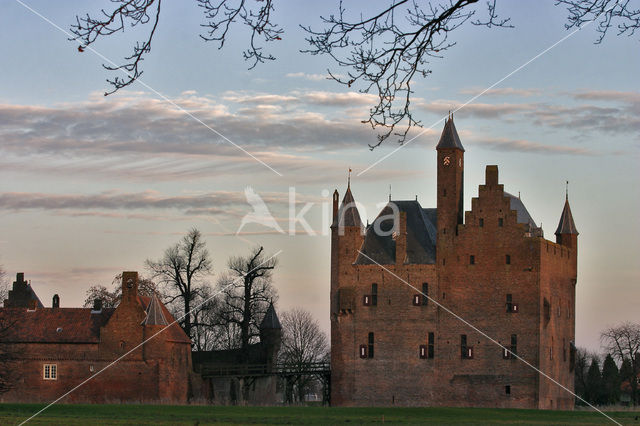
395;211;407;265
121;271;139;304
16;272;24;284
485;165;499;187
52;294;60;308
92;298;103;313
332;190;339;226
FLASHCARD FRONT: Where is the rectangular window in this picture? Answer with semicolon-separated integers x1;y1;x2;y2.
506;294;512;312
469;255;475;265
544;298;551;321
419;345;427;359
461;335;467;358
505;385;511;395
412;294;421;306
359;345;367;359
422;283;429;305
479;218;484;227
498;218;504;227
368;332;374;358
371;283;378;306
511;334;517;357
506;254;511;265
43;364;57;380
363;295;371;306
428;332;435;359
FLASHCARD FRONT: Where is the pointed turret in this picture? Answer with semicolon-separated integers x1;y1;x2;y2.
260;302;282;330
333;183;363;229
260;302;282;372
555;198;578;237
555;191;578;252
436;114;465;151
142;293;168;326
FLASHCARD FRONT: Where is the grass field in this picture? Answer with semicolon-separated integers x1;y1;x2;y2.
0;403;637;425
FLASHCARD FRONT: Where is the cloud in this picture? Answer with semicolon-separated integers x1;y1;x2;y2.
417;99;535;119
458;87;542;97
570;90;640;104
417;90;640;136
285;72;333;81
471;138;593;155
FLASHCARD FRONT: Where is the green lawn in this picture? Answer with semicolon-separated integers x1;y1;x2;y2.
0;404;636;425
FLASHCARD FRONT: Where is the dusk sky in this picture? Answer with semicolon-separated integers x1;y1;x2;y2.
0;1;638;352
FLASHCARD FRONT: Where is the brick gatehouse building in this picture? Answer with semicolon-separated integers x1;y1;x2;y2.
0;271;192;403
330;117;578;409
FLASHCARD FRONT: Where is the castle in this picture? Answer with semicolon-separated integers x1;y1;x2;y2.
330;117;578;409
0;271;193;403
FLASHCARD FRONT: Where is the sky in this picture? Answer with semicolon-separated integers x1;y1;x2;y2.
0;1;638;353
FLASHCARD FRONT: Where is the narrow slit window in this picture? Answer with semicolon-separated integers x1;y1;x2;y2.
371;283;378;306
498;218;504;227
422;283;429;305
479;218;484;227
510;334;517;357
428;332;435;359
506;254;511;265
470;255;475;265
368;332;374;358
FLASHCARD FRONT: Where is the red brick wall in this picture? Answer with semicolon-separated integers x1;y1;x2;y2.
331;163;577;409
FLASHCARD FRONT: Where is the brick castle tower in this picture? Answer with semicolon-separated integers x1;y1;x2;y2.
330;117;578;409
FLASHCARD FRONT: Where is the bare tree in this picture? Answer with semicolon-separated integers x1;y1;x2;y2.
601;321;640;406
215;246;278;351
557;0;640;44
146;228;213;342
279;308;329;402
82;273;159;308
0;265;8;306
70;1;636;146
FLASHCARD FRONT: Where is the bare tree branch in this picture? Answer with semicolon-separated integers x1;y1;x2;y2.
557;0;640;44
198;0;284;69
70;0;162;96
146;227;213;343
301;0;511;148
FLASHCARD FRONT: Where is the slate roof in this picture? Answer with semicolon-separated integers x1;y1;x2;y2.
505;192;544;236
435;117;465;151
260;302;281;330
138;295;191;344
355;200;437;265
555;198;578;235
0;295;190;345
0;307;115;343
141;293;168;326
334;186;363;228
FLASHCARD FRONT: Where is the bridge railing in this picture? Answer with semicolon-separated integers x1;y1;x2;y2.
199;362;330;378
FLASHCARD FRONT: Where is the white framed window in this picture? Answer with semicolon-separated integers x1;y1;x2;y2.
43;364;57;380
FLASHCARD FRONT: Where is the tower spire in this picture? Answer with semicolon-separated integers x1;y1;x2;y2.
348;168;352;188
565;180;569;201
